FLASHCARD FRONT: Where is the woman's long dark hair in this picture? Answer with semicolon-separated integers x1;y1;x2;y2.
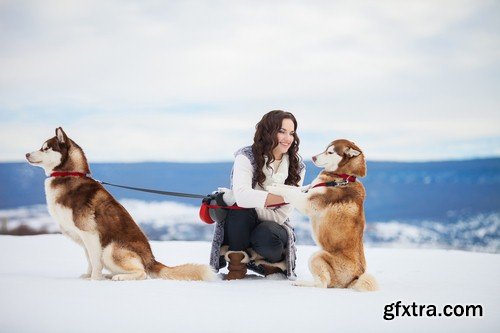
252;110;301;187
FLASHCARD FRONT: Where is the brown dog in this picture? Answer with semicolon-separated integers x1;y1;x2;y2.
26;127;216;282
267;139;378;291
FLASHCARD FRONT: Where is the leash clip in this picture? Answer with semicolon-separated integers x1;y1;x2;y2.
337;180;349;186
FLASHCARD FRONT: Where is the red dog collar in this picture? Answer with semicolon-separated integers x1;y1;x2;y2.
50;172;89;178
334;174;357;182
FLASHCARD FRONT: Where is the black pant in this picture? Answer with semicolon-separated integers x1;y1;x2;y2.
223;209;288;263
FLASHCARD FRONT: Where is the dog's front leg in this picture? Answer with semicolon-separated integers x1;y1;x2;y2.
79;246;92;279
79;231;104;280
63;230;92;279
284;191;310;216
267;184;310;215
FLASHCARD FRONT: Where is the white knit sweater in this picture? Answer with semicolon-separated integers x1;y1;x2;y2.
231;153;305;224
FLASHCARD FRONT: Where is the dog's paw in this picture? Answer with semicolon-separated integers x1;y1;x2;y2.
81;275;105;281
111;272;147;281
88;274;105;281
111;275;126;281
300;184;312;192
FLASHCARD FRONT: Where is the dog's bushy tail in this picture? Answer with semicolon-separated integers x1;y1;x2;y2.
349;272;378;292
148;261;218;282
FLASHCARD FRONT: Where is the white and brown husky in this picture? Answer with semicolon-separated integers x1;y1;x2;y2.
26;127;216;282
267;139;378;291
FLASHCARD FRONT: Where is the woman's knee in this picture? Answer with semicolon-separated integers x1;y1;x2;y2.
225;209;258;233
224;209;259;250
250;222;287;262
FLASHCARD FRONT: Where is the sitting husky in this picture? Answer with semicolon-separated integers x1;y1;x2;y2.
26;127;216;282
267;139;378;291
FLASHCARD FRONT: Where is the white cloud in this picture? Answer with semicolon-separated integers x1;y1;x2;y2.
0;0;499;162
6;107;499;162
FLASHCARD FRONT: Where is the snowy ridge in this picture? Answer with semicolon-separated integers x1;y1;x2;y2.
1;199;498;253
366;214;500;253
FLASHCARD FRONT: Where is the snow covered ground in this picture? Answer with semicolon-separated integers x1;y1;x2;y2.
0;235;498;332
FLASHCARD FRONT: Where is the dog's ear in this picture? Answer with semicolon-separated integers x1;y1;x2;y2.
344;147;361;157
56;127;68;144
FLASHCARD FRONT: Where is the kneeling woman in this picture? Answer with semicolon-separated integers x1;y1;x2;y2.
209;110;305;280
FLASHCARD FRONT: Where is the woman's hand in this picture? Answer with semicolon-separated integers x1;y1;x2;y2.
216;188;235;206
265;193;286;207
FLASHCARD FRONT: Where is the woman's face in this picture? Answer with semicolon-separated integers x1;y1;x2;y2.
272;118;295;159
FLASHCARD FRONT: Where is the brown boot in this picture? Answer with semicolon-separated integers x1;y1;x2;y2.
225;252;248;280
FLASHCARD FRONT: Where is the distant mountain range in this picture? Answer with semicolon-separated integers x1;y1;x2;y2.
2;158;499;222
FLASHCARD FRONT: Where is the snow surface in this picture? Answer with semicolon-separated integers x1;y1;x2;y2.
0;235;498;333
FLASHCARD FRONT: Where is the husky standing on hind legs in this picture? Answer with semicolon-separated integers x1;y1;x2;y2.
267;139;378;291
26;127;216;282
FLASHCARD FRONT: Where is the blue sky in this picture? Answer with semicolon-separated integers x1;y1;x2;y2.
1;0;499;162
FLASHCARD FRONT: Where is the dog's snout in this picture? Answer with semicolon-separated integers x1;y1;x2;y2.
312;156;317;162
25;153;30;158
